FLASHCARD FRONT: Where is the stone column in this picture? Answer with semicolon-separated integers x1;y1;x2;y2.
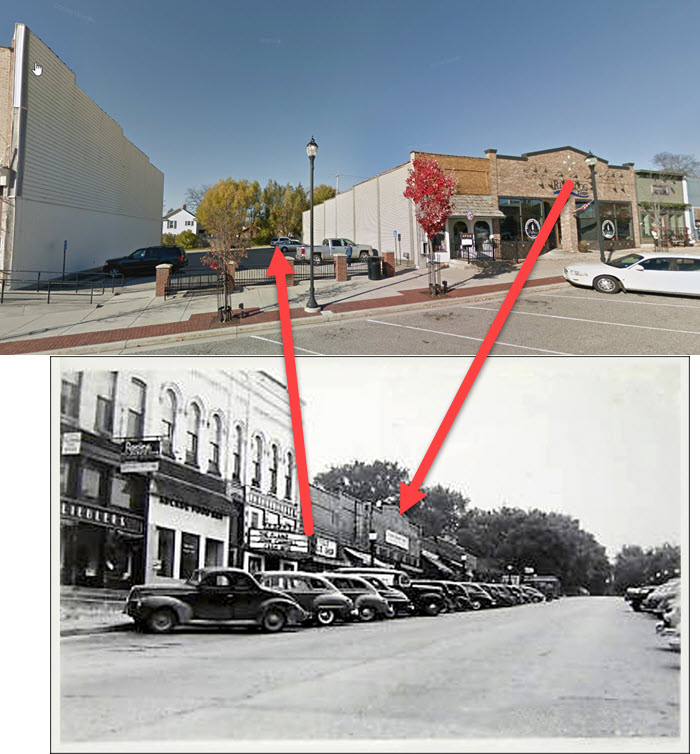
381;251;395;277
284;256;297;287
334;252;348;282
226;261;236;291
155;263;172;297
559;195;578;252
491;218;501;259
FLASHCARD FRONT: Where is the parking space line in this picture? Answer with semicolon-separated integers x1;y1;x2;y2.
526;292;700;310
365;319;571;354
249;335;324;355
458;305;700;335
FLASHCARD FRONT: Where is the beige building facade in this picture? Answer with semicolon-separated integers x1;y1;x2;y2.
0;24;163;276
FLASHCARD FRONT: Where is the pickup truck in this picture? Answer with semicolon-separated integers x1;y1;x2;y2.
293;237;378;264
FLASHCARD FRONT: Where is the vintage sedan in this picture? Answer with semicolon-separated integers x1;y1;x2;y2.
123;567;308;634
357;574;415;617
257;571;355;626
319;573;393;622
563;252;700;297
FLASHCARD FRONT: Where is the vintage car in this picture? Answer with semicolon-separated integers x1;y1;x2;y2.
355;574;415;617
335;567;445;616
256;571;355;626
411;580;472;612
459;582;498;609
319;573;393;621
624;585;656;612
123;567;308;634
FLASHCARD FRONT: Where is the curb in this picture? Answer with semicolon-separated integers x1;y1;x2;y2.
39;279;569;355
61;622;134;637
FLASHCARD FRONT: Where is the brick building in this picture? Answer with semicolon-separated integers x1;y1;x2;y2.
303;145;640;267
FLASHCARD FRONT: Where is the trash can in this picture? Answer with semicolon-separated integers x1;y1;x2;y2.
367;256;382;281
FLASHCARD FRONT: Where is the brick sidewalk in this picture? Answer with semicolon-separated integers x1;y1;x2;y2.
0;274;564;354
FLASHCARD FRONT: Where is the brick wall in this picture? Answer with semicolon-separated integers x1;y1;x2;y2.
412;151;491;195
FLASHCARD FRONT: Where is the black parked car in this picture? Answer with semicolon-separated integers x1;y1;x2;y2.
356;574;415;617
459;582;497;610
123;567;307;633
257;571;355;626
625;585;656;612
336;568;445;617
104;246;188;276
320;573;393;622
412;580;472;612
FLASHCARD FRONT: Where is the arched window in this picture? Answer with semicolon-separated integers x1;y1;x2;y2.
209;414;222;474
284;452;293;500
269;444;279;495
252;435;263;488
161;389;177;456
186;403;201;466
232;425;242;482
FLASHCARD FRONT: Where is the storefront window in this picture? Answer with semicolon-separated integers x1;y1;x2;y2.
521;200;544;239
232;425;242;481
126;378;146;438
157;527;175;577
61;459;76;497
269;444;279;496
61;371;82;420
186;403;201;466
109;473;145;512
205;538;224;567
578;202;632;242
80;462;107;501
179;532;200;579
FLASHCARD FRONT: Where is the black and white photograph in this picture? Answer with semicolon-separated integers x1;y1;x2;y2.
52;356;688;751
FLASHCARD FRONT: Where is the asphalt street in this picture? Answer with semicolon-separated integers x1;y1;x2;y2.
59;597;680;743
125;285;700;355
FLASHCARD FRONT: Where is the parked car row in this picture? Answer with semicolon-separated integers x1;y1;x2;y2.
123;566;549;634
625;577;681;652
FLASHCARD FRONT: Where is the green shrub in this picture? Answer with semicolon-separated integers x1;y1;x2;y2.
174;229;198;250
578;241;591;253
162;232;177;246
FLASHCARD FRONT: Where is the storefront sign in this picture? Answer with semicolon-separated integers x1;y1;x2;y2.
249;528;309;553
524;218;541;239
466;211;474;221
385;529;409;551
652;184;671;195
315;536;337;559
602;220;616;239
61;432;82;455
120;438;161;473
158;496;224;520
60;500;144;534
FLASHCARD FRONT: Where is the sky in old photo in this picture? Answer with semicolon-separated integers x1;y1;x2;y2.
293;357;686;558
3;0;699;211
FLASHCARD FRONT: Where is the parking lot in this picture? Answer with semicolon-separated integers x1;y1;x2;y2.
60;597;680;742
129;284;700;355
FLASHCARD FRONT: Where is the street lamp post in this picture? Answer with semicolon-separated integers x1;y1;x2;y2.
506;564;514;585
460;554;468;580
369;531;378;566
305;137;321;313
585;152;606;263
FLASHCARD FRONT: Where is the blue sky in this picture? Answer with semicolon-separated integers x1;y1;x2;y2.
3;0;699;213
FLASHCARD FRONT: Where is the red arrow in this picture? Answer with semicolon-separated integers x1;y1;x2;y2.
266;247;315;535
400;180;574;514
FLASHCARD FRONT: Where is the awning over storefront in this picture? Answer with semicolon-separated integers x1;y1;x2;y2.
399;562;423;574
421;549;456;577
153;475;234;517
451;194;505;219
344;546;391;569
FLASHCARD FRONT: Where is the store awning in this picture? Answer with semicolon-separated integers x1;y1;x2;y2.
153;474;233;517
344;546;391;569
421;549;456;577
451;194;505;219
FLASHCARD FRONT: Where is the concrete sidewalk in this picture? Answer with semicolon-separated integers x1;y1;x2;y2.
0;252;577;354
60;587;134;636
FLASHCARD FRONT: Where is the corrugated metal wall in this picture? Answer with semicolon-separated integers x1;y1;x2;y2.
354;179;378;251
336;191;354;240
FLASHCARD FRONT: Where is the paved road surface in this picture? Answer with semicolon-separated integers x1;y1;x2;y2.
60;597;680;743
126;286;700;355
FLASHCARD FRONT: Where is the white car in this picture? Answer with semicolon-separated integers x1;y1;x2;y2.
563;252;700;297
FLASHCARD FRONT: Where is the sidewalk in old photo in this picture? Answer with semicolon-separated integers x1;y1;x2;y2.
60;587;133;636
0;251;581;354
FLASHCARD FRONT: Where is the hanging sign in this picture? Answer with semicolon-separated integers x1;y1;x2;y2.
120;438;161;473
61;432;82;455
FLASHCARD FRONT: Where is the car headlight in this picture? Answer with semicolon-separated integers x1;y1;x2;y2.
567;270;588;276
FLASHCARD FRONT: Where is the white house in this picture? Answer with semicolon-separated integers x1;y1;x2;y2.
162;205;197;236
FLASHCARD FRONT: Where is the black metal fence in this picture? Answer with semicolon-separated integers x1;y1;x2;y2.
346;259;370;277
293;262;335;282
496;241;533;262
235;267;272;287
0;269;125;304
165;271;221;299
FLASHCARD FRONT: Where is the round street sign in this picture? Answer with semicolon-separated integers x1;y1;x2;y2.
602;220;615;239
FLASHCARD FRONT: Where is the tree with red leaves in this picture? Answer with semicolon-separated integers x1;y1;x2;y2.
404;157;457;260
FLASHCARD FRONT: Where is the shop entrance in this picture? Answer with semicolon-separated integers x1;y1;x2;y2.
543;201;562;249
474;221;492;255
452;221;468;259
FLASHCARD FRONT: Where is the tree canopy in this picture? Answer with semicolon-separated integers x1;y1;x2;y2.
652;152;700;177
613;543;680;593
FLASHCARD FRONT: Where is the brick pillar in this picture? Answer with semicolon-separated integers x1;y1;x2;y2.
334;252;348;282
381;251;395;277
285;256;297;287
560;195;578;252
226;261;236;291
491;219;501;259
155;263;172;297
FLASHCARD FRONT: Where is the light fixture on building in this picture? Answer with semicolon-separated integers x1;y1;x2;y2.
584;153;598;168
